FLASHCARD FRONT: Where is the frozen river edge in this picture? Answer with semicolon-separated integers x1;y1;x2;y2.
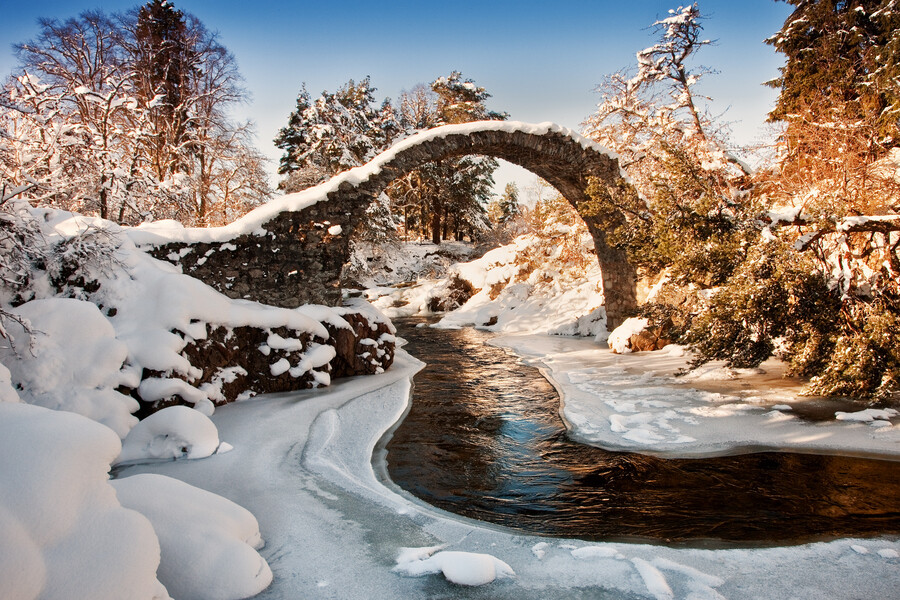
119;344;900;599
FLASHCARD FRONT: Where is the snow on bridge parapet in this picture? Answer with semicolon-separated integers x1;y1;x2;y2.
126;121;626;248
131;121;639;329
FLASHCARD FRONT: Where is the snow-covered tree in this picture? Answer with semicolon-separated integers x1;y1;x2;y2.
584;3;756;287
498;182;521;225
486;182;523;244
128;0;268;224
765;0;900;216
431;70;507;124
274;77;399;191
397;83;438;131
385;71;504;244
591;4;900;400
2;2;269;226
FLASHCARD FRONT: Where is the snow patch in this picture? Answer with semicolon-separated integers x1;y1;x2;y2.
0;403;168;600
393;547;515;586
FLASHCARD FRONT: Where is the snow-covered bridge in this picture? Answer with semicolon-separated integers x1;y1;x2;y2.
133;121;640;330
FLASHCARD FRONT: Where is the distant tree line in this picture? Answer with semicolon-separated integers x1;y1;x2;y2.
1;0;269;226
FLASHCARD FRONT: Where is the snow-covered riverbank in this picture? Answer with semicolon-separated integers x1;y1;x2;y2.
495;335;900;459
117;340;900;599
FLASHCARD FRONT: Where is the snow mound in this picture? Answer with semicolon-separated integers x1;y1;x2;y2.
393;547;515;586
0;298;138;437
0;403;169;600
112;473;271;600
631;557;674;600
116;405;221;465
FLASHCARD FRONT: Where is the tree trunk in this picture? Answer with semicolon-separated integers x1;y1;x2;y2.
99;174;108;220
431;197;442;244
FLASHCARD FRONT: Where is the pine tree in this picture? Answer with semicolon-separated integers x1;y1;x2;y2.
274;77;397;191
498;182;521;225
766;0;900;215
431;71;507;124
421;71;505;243
132;0;192;180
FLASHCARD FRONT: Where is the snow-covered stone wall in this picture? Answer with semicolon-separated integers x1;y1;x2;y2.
143;122;640;329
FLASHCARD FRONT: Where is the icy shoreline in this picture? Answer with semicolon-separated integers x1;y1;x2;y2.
117;340;900;599
493;335;900;460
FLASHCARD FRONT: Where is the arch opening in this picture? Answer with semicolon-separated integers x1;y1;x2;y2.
328;124;639;330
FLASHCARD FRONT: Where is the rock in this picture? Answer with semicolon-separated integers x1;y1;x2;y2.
325;312;395;378
135;311;395;416
428;276;476;312
629;326;671;352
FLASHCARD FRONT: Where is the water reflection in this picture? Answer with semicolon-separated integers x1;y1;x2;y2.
383;319;900;546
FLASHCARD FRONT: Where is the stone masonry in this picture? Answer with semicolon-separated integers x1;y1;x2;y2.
151;124;640;330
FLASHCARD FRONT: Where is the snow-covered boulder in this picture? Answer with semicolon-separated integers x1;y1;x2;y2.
116;405;222;465
0;403;169;600
608;317;650;353
608;317;672;354
112;474;272;600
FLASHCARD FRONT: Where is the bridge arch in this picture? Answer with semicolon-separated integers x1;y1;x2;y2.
147;122;639;330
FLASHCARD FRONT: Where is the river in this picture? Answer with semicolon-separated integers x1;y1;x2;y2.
382;319;900;547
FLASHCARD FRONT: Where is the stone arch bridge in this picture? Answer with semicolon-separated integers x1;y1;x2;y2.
147;121;639;330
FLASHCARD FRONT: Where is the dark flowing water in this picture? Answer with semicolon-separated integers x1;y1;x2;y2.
382;319;900;547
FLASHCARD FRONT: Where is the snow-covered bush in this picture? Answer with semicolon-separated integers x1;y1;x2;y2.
0;298;139;438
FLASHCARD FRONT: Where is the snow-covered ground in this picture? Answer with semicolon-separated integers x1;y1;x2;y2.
4;208;900;598
115;344;900;599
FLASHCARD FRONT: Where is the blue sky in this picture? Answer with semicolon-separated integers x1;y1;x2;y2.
1;0;793;191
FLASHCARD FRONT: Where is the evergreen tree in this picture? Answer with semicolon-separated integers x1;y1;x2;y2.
766;0;900;215
274;77;398;191
431;71;508;124
132;0;192;179
498;182;521;225
420;71;505;243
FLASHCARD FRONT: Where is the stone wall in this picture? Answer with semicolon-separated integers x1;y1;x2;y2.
137;309;395;416
151;124;639;330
